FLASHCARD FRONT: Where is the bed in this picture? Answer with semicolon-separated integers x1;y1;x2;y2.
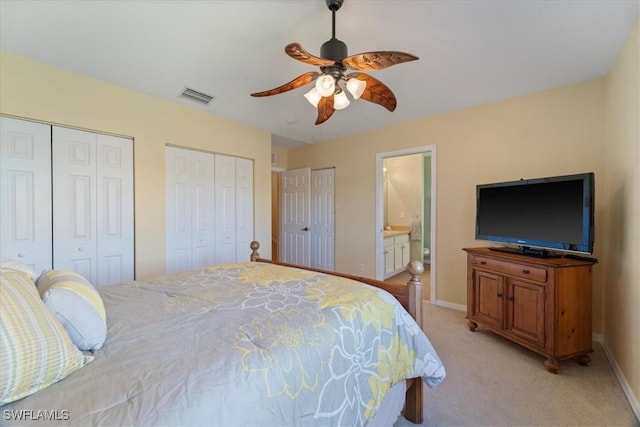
0;241;445;426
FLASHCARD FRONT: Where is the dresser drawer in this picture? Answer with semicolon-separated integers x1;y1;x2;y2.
471;256;547;282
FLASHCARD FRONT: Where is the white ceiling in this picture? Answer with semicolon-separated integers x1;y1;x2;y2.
1;1;638;148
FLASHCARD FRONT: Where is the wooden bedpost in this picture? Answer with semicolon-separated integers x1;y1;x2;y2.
250;240;260;262
406;260;424;327
403;260;424;424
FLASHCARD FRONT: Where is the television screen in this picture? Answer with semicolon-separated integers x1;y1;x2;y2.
475;173;594;255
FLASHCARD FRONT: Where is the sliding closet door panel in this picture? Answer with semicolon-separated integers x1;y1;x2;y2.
0;117;52;273
190;152;216;269
235;157;254;262
166;146;194;273
52;127;98;283
96;134;134;284
215;154;236;264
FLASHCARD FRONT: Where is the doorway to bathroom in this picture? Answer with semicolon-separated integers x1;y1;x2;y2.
375;146;436;302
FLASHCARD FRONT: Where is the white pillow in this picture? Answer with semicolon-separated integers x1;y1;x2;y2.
36;271;107;351
0;270;92;404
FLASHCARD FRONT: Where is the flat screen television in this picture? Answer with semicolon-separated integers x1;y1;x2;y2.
475;172;595;257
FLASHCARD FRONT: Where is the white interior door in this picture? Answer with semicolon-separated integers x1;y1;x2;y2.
96;133;134;285
53;127;133;285
310;168;335;270
166;146;193;273
215;154;237;264
190;151;216;269
0;117;53;274
280;168;311;266
235;157;254;262
52;127;99;283
166;146;216;273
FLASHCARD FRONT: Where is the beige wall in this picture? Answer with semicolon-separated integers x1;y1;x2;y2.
287;79;606;320
603;20;639;411
0;52;273;278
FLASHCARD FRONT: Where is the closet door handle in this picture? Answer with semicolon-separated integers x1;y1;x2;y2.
17;252;26;258
78;247;85;252
301;227;310;231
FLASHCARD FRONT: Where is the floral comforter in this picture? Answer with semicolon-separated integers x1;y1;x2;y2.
3;262;445;426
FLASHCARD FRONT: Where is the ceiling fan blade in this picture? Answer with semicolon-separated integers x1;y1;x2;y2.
286;43;335;67
343;51;418;71
347;72;397;112
250;72;320;97
316;95;335;125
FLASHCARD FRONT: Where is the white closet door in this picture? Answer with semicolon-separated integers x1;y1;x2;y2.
235;157;254;262
166;146;193;273
52;127;133;286
0;117;53;273
190;151;216;269
215;154;237;264
165;146;216;273
96;134;134;285
52;127;98;282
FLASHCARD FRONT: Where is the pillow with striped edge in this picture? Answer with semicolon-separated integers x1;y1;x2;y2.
0;270;93;405
0;257;37;281
36;271;107;351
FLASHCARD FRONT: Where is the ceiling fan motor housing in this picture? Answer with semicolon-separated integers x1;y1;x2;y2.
320;38;348;61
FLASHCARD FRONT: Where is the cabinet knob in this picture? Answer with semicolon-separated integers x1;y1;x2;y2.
78;247;85;252
479;261;487;265
497;293;504;298
522;269;530;274
17;252;26;258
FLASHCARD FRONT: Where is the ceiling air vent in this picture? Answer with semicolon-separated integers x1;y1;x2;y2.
180;87;214;105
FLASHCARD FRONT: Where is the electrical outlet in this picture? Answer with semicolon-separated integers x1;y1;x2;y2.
359;264;365;272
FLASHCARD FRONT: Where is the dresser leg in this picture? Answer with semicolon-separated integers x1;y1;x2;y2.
466;319;478;331
576;354;591;366
544;358;559;374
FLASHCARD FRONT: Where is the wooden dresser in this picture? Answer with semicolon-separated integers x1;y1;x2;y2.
463;247;597;373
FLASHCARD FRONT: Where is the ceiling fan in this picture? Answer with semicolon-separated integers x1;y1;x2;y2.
250;0;419;125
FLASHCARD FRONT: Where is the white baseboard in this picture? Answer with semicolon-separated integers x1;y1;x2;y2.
598;338;640;422
433;299;466;312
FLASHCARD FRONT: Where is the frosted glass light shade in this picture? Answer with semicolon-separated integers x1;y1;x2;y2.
304;88;322;107
333;91;350;110
315;74;336;97
346;77;366;99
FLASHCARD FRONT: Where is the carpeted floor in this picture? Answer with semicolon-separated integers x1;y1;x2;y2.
394;303;639;427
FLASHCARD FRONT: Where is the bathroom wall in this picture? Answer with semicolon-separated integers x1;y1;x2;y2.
384;154;424;261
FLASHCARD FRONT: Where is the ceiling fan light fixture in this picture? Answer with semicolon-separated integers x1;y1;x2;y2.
346;78;366;100
333;90;350;110
304;87;322;108
315;74;336;97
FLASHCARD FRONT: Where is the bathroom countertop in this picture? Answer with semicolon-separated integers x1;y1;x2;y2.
383;227;411;238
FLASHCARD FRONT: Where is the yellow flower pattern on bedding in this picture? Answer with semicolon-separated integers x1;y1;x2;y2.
118;262;445;426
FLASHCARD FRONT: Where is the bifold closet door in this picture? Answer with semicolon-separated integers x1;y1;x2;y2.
0;116;53;274
214;155;254;263
165;146;216;273
52;127;134;286
235;157;254;262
